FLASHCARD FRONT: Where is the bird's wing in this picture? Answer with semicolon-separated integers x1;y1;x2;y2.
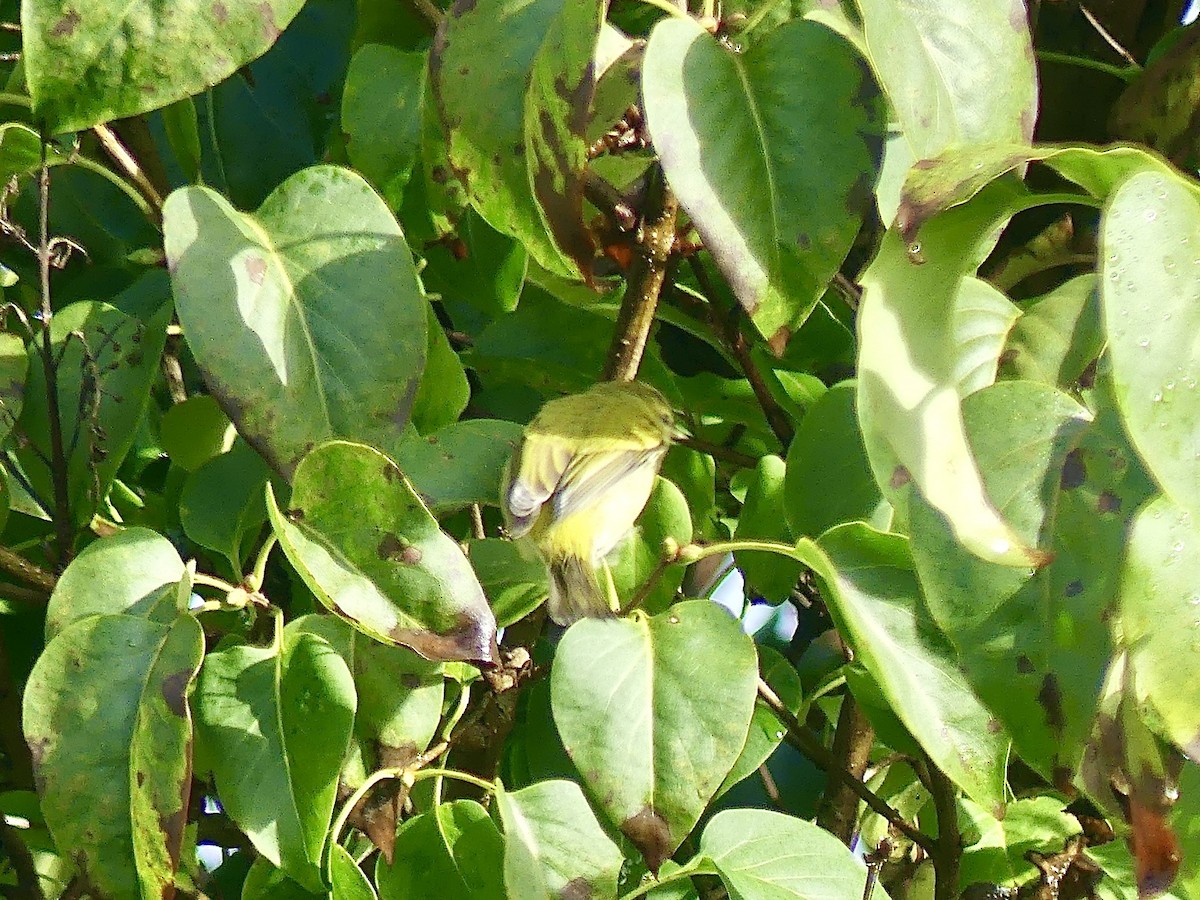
552;444;666;521
503;435;574;538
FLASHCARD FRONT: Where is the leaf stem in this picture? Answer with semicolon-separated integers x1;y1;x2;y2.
36;133;73;568
246;533;277;592
742;0;789;33
1035;50;1137;82
91;124;163;221
618;861;718;900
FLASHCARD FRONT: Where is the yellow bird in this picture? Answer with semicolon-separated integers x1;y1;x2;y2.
501;381;680;625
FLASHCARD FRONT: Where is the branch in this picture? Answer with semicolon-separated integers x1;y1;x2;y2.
685;256;794;445
757;678;935;856
36;135;72;567
913;754;962;900
817;693;875;845
0;818;44;900
0;545;56;593
603;165;678;382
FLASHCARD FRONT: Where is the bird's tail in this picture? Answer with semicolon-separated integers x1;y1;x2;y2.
547;554;616;626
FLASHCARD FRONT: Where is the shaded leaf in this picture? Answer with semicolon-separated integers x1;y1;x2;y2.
164;166;426;477
551;601;757;869
179;439;271;574
410;303;470;435
733;456;802;604
609;477;693;615
267;440;498;664
395;419;524;514
953;277;1020;397
375;799;505;900
1000;275;1103;388
23;614;204;899
194;614;356;890
468;537;549;627
158;394;235;473
643;16;884;341
343;45;428;198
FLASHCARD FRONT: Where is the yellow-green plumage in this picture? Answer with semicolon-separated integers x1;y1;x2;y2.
501;381;679;625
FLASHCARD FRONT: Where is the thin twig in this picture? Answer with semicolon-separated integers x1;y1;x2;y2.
678;436;758;469
757;678;935;855
603;165;678;382
36;134;73;568
686;256;794;445
817;693;876;846
91;124;163;220
57;876;86;900
913;754;962;900
409;0;443;28
0;630;33;789
0;818;44;900
1079;5;1140;67
0;545;56;592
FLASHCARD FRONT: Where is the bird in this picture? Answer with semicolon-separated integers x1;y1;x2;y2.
501;380;680;625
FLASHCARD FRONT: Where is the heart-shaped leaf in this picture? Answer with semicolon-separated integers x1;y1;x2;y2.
23;0;306;132
497;780;624;900
375;800;505;899
164;166;427;477
23;614;204;899
643;16;884;342
267;440;498;664
701;808;888;900
550;601;757;869
194;613;356;891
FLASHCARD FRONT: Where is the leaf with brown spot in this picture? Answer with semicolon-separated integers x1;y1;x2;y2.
498;780;623;897
643;16;884;341
268;441;497;664
24;0;306;132
551;602;757;869
22;614;204;899
164;167;426;477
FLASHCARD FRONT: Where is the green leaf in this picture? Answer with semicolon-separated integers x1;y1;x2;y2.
23;0;306;132
716;646;803;799
194;613;356;891
942;388;1153;779
700;808;887;900
858;180;1041;567
410;303;470;435
784;381;889;540
431;0;602;277
857;0;1037;160
163;165;426;477
522;0;602;277
643;16;884;342
550;600;758;869
242;857;325;899
958;796;1081;889
468;537;549;627
158;394;235;472
330;844;378;900
1000;275;1103;388
497;780;624;900
419;207;528;318
23;614;204;899
343;45;428;198
18;300;170;527
375;800;506;900
952;277;1020;397
1120;494;1200;756
395;419;525;514
46;527;185;639
267;440;498;664
814;524;1009;813
733;456;802;604
179;439;271;573
0;124;67;185
1101;169;1200;518
608;477;693;615
0;331;24;447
